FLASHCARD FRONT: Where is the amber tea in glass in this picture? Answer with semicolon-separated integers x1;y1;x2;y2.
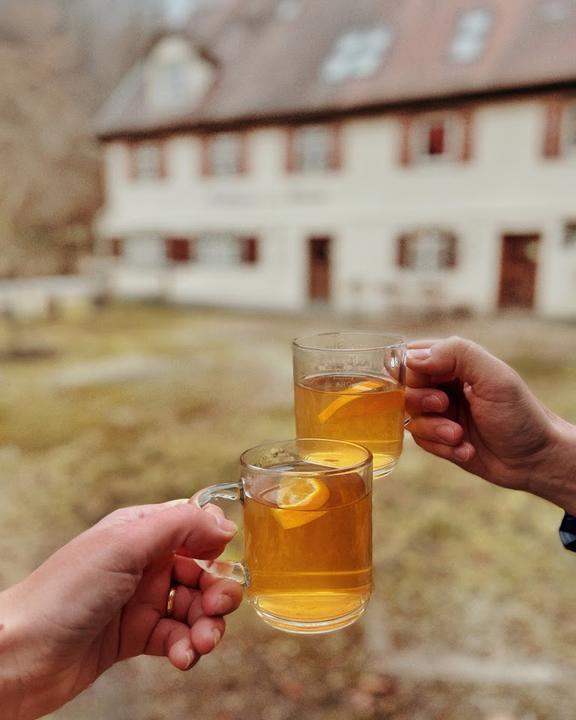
293;333;406;478
196;439;373;634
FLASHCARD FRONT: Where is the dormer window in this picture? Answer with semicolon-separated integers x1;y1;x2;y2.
148;36;214;111
202;133;246;177
449;7;493;64
130;141;165;181
157;60;189;107
288;125;341;173
321;26;393;84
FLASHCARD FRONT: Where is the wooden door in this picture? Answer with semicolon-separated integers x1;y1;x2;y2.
498;234;540;310
308;236;331;301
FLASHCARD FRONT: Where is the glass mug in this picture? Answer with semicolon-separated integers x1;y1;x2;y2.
293;332;406;478
196;439;373;634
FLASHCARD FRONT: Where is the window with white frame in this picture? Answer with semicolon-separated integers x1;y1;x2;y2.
413;114;463;162
449;7;493;64
321;26;393;84
132;143;164;180
291;125;337;173
124;236;167;267
398;230;457;272
196;234;258;265
563;101;576;154
205;133;244;176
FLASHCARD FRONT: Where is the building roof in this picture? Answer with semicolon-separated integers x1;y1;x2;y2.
96;0;576;139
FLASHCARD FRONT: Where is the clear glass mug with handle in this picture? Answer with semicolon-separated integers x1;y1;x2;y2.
293;332;407;478
195;438;373;635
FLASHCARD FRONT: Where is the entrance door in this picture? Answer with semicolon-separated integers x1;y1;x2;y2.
308;236;331;302
498;234;540;310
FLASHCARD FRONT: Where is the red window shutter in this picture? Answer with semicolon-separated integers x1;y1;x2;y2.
127;144;138;181
158;140;168;179
460;108;474;163
428;123;446;155
200;135;212;176
166;238;191;263
445;233;458;268
241;237;259;264
399;116;413;167
285;127;295;173
238;131;249;175
543;97;564;159
397;234;410;268
329;123;343;171
111;238;123;258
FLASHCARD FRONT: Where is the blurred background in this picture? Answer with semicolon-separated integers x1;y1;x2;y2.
1;0;576;718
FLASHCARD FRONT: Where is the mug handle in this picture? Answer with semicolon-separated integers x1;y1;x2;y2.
193;481;248;586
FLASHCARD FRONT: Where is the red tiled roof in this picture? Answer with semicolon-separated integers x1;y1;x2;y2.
96;0;576;138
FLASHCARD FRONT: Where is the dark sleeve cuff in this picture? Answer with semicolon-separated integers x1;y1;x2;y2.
559;513;576;551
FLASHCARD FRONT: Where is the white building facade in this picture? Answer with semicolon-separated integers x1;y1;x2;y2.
96;1;576;318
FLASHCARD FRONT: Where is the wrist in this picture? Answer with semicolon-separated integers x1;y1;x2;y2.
0;585;30;720
526;418;576;513
0;583;58;720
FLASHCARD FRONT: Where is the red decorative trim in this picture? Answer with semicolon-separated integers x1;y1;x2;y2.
111;238;123;258
200;135;211;176
399;115;413;167
397;234;409;267
329;122;343;172
241;237;259;264
238;131;249;175
460;107;474;163
285;126;296;173
543;96;565;159
165;238;191;263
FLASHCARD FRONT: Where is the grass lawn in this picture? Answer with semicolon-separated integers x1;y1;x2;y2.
1;303;575;720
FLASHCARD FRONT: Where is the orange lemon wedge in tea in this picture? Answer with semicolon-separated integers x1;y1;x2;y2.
272;476;330;530
318;378;383;424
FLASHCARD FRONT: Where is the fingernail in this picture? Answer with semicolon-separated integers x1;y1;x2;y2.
164;499;189;508
212;628;222;648
408;349;431;361
454;444;471;462
215;593;235;614
422;395;443;412
215;516;238;534
203;505;238;534
436;424;456;442
184;650;196;670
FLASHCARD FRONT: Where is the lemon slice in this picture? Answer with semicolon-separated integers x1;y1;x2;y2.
273;476;330;530
318;379;383;424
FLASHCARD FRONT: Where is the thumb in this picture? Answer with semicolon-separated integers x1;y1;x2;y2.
111;503;238;569
407;336;511;387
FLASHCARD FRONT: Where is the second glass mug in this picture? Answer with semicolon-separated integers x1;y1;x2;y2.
292;332;407;479
195;439;373;635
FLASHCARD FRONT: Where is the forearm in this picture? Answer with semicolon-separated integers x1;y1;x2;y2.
0;584;60;720
0;585;30;720
525;417;576;515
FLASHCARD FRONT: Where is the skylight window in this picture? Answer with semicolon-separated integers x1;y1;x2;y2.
449;7;493;64
276;0;302;21
540;0;574;22
322;26;393;84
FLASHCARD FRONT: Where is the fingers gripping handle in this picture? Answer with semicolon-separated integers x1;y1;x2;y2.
195;482;248;586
